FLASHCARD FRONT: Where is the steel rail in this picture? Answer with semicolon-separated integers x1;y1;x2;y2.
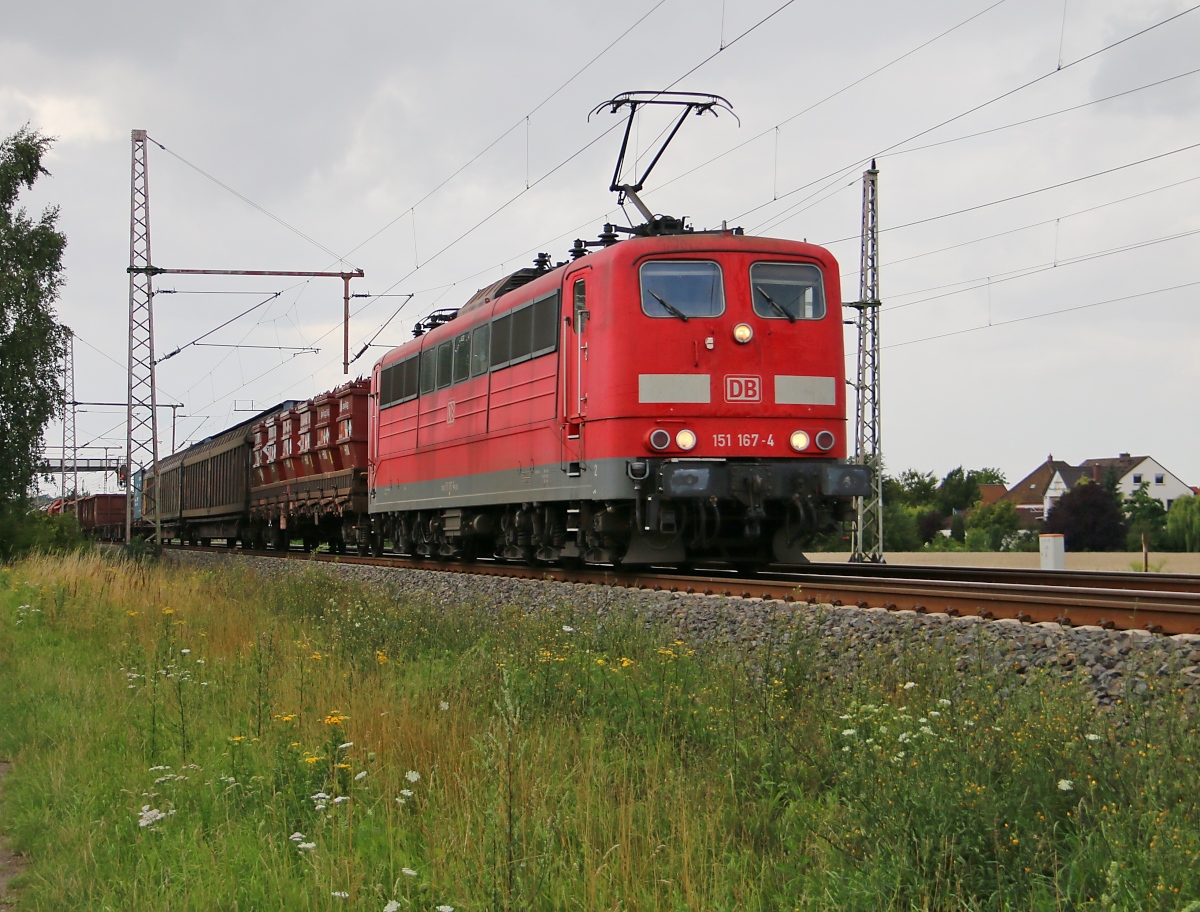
155;544;1200;637
767;561;1200;594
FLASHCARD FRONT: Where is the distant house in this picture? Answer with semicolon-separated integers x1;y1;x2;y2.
1079;454;1193;511
1002;452;1193;520
998;456;1076;521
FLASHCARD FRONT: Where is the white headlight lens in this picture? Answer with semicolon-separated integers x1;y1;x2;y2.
790;430;810;452
733;323;753;344
676;429;697;450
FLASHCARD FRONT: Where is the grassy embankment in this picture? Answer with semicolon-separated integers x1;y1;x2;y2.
0;553;1198;910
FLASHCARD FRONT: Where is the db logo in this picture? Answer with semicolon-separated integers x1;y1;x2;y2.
724;375;761;402
446;400;456;424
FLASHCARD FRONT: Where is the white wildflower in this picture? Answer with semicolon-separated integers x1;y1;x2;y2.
1085;734;1101;742
842;745;851;752
920;726;934;736
1058;779;1074;792
314;803;327;811
354;770;368;781
405;770;420;783
401;867;418;877
384;903;401;912
338;742;354;751
895;751;906;760
562;625;574;633
903;682;917;690
138;806;167;828
841;729;856;737
918;717;928;724
332;891;349;898
938;698;951;706
436;906;455;912
440;701;450;711
898;732;911;743
311;792;330;801
289;832;305;842
929;711;941;718
297;842;317;852
149;765;171;772
838;714;852;720
400;789;413;797
180;648;191;655
333;795;350;805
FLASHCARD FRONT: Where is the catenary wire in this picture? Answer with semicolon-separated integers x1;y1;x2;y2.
814;138;1200;246
733;2;1200;228
884;279;1200;350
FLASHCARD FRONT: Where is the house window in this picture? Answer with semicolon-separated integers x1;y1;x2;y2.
1132;474;1142;485
1155;474;1165;485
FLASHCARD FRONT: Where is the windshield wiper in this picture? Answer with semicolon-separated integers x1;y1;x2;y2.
647;289;689;322
756;285;796;323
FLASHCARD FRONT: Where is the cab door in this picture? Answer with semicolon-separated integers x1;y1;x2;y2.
562;268;590;473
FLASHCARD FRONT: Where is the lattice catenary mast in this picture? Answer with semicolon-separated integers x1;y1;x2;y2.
126;129;161;545
848;161;884;562
60;328;78;514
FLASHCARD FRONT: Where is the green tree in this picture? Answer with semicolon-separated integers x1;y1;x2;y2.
965;501;1020;551
895;469;939;507
1124;483;1168;551
937;467;980;514
972;467;1007;486
1045;480;1126;551
1;125;68;504
1166;496;1200;552
883;501;922;552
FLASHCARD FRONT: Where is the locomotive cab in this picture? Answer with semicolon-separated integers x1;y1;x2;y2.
560;232;869;564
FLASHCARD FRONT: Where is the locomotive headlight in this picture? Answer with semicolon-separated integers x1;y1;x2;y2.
676;429;697;451
815;430;836;451
648;428;672;451
733;323;753;344
789;430;810;452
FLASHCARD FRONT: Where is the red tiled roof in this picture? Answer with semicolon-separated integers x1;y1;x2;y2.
999;458;1074;507
979;483;1007;505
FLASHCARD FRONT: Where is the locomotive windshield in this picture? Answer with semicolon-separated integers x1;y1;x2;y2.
640;261;724;320
750;262;825;321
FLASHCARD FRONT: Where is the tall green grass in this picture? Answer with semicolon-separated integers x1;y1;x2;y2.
0;553;1197;910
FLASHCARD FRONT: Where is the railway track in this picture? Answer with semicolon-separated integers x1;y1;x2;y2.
154;543;1200;637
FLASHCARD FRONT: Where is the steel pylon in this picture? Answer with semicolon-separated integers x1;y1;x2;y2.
849;161;884;562
60;329;77;514
125;129;161;545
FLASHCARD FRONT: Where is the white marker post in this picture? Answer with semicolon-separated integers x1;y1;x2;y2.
1040;533;1065;571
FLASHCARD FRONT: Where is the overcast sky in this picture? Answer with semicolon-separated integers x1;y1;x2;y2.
6;0;1199;495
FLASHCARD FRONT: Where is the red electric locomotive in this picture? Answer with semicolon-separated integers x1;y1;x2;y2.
367;92;869;566
368;228;869;565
